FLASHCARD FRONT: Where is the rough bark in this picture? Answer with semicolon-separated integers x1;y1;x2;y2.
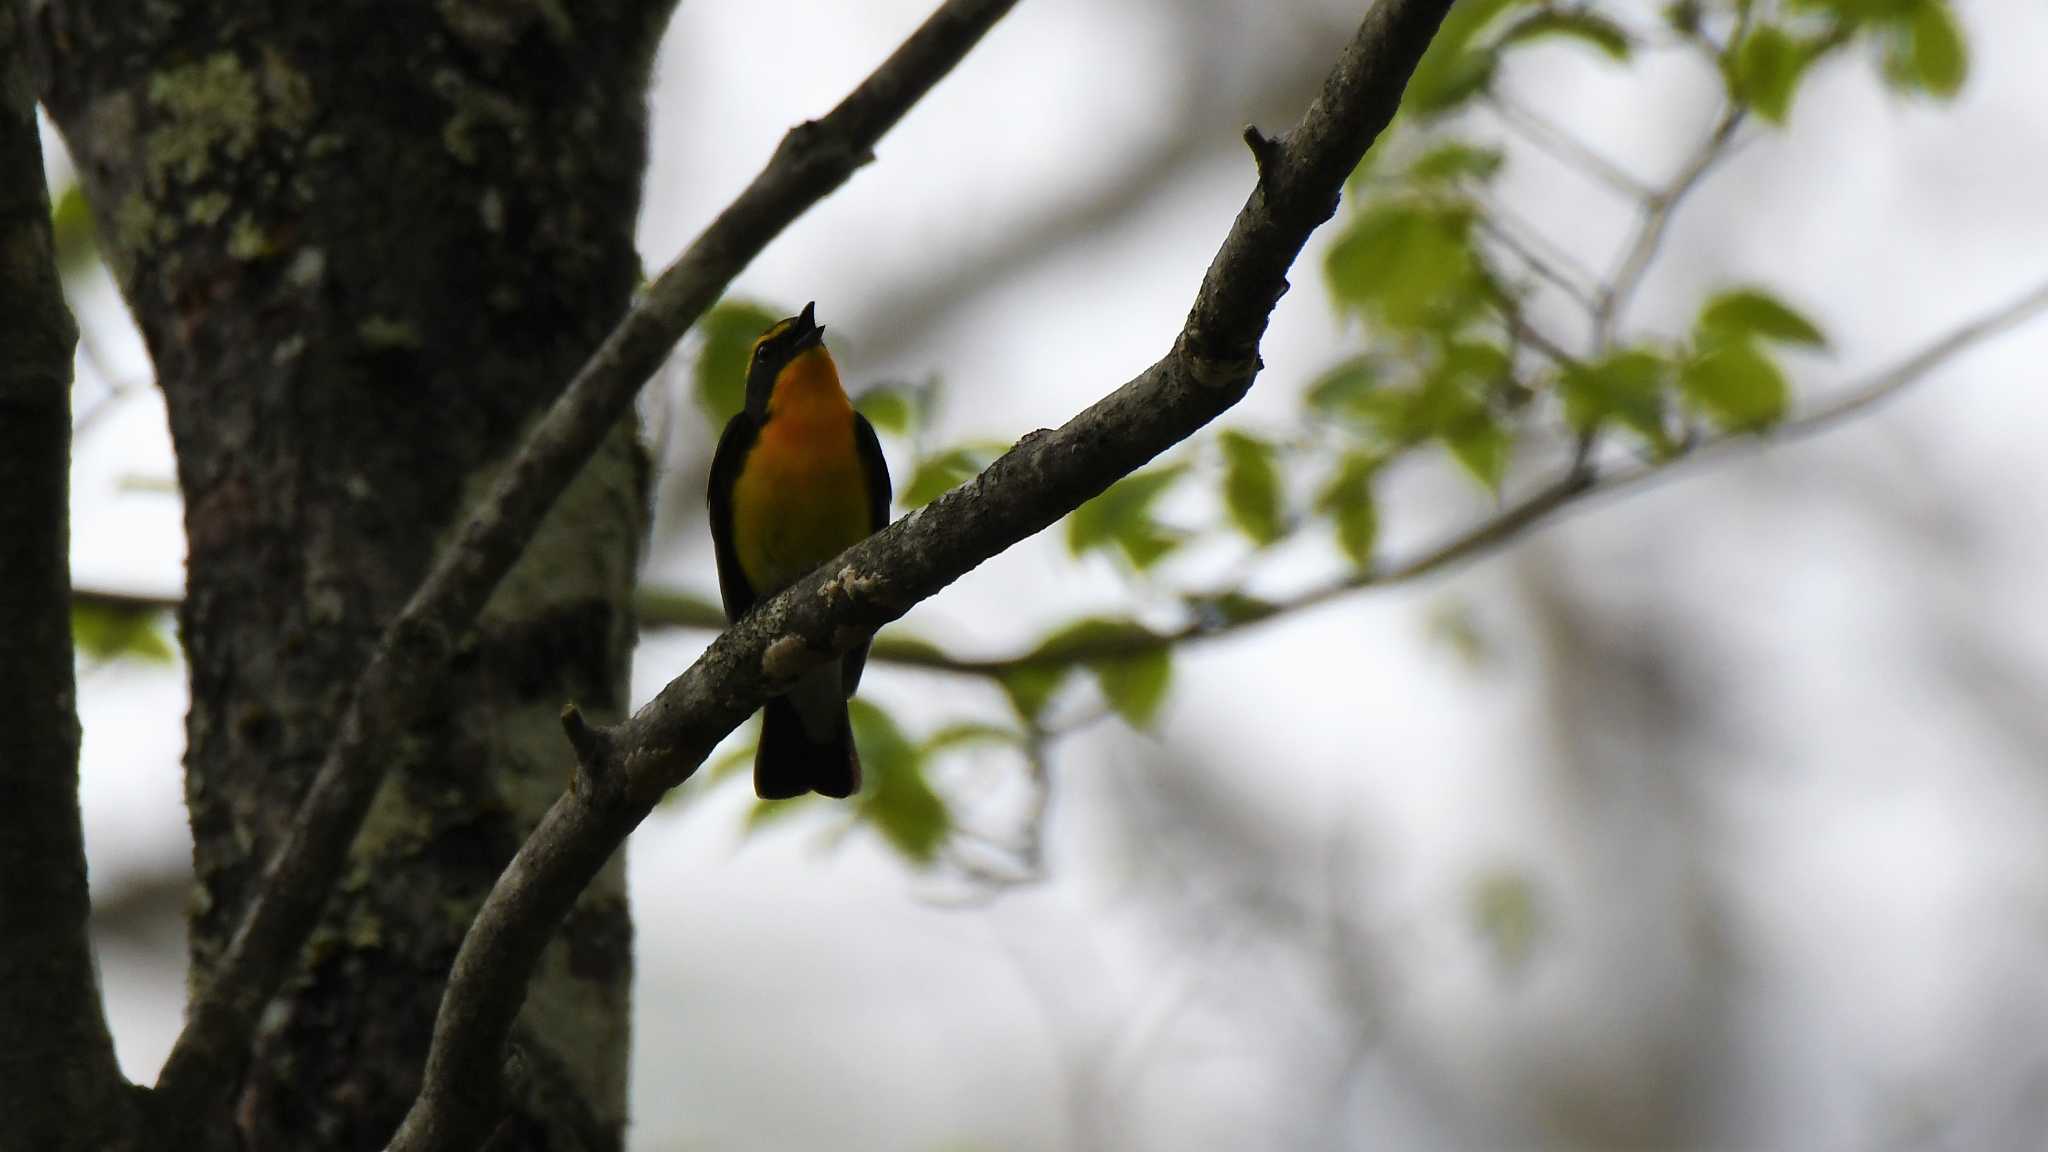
0;3;132;1149
30;3;670;1147
139;0;1019;1140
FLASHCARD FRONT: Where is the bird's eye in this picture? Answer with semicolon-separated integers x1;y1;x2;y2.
753;345;769;362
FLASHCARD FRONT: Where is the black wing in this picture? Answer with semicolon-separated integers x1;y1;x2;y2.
843;412;894;695
853;412;892;533
707;412;761;623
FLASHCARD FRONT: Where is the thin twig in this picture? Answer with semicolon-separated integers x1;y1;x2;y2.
1594;102;1746;349
1479;193;1606;306
78;274;2048;695
1596;278;2048;498
1474;212;1601;317
148;0;1026;1131
1488;90;1655;202
632;277;2048;681
388;4;1457;1147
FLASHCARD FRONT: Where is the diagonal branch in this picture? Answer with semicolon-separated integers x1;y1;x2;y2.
78;265;2048;695
1488;90;1655;202
148;0;1025;1128
1593;102;1744;348
389;1;1456;1148
832;274;2048;676
0;1;132;1146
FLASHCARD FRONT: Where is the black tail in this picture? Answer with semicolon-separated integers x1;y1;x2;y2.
754;694;860;800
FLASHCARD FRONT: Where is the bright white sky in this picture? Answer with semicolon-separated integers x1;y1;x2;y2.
58;2;2048;1148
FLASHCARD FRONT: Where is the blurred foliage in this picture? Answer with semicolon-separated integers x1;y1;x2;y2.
1017;617;1174;730
852;383;916;435
1218;430;1285;546
1067;464;1191;570
71;603;176;664
901;442;1006;508
677;0;1973;875
51;185;98;275
1317;452;1380;569
727;699;1034;867
1427;597;1494;669
694;299;783;422
1470;866;1545;979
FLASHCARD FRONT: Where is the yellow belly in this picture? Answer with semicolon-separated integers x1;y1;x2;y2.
731;423;872;595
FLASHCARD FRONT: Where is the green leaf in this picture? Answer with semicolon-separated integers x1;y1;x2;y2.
744;794;814;833
1731;25;1808;123
868;630;953;666
1442;406;1511;490
902;447;986;508
1428;597;1493;667
1906;2;1967;98
694;300;783;423
1325;201;1485;333
999;664;1068;722
1405;0;1525;117
1348;387;1436;447
1663;0;1704;37
1316;453;1380;568
1345;142;1380;198
1681;340;1790;430
1699;288;1828;348
70;603;176;663
1186;591;1281;628
706;725;759;784
854;386;916;435
1027;617;1162;664
1411;50;1499;118
1787;0;1919;21
1559;348;1672;450
1500;10;1632;60
1414;0;1527;67
1218;430;1285;547
922;722;1022;757
1471;867;1544;978
1094;648;1172;730
1012;617;1173;728
50;185;98;275
1440;339;1512;386
1305;356;1382;417
1407;141;1505;187
851;699;949;864
1117;522;1186;570
1066;464;1189;569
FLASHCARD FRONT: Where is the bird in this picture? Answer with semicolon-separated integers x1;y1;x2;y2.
707;302;891;800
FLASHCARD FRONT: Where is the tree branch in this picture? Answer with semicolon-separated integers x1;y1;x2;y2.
101;252;2048;705
389;2;1456;1147
79;269;2048;699
1593;102;1745;348
0;1;132;1146
846;276;2048;676
1488;90;1655;202
147;0;1025;1128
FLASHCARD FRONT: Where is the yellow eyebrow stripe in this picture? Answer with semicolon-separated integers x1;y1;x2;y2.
751;319;795;356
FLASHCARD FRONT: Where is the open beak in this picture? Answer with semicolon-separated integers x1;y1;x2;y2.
792;300;826;352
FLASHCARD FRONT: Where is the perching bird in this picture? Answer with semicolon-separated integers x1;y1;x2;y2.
707;303;891;799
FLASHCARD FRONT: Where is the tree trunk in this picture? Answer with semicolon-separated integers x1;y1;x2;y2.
0;3;129;1148
31;4;671;1147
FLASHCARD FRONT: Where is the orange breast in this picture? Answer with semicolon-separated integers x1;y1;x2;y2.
730;412;872;595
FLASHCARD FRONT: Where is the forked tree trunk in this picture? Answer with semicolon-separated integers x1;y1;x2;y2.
30;4;674;1146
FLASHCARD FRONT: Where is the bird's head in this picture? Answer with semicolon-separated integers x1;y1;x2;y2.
744;301;834;418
